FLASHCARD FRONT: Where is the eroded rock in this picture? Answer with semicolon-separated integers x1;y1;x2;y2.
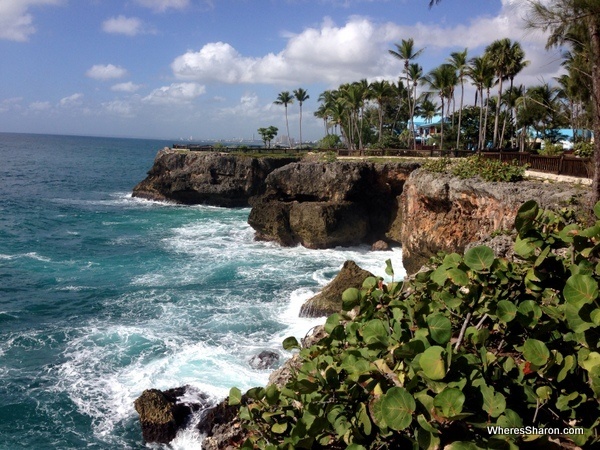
299;260;374;317
132;149;299;206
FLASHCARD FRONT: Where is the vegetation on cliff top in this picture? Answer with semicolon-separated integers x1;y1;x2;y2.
422;155;526;182
229;200;600;449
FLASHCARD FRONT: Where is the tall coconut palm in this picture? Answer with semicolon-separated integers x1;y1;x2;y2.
274;91;294;148
389;38;425;149
484;38;527;148
448;48;468;149
468;55;495;150
484;38;512;148
293;88;310;148
423;64;456;150
369;79;395;142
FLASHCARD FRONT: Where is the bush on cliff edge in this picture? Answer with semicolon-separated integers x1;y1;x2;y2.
229;200;600;449
423;155;526;182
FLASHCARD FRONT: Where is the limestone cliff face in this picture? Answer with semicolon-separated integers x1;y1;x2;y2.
132;148;299;206
399;169;585;274
247;161;419;248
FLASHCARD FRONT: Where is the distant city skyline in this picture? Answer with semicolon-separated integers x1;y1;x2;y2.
0;0;561;141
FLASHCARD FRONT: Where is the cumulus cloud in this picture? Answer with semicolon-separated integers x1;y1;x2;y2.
102;15;147;36
111;81;143;93
29;101;52;111
134;0;190;12
102;100;136;117
172;17;391;85
142;82;206;104
86;64;128;81
0;97;23;113
171;1;558;88
0;0;63;42
59;93;84;108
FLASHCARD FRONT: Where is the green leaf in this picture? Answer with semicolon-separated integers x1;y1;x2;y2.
420;346;447;380
564;274;598;308
426;313;452;345
595;201;600;220
444;442;486;450
481;384;506;418
385;258;394;277
271;422;287;434
342;288;361;311
363;276;378;289
523;339;550;366
496;300;517;323
229;387;242;406
514;236;538;259
380;387;415;430
433;388;465;418
464;246;495;272
282;336;300;350
447;268;470;286
515;200;539;234
362;319;389;346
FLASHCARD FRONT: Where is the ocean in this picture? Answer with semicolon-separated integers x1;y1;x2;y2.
0;133;405;449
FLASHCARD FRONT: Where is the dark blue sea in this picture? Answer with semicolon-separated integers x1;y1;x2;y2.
0;133;405;449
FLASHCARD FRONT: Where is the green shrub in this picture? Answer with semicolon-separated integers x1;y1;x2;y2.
538;140;564;156
230;201;600;449
451;155;526;182
421;157;452;173
317;134;342;150
574;141;594;158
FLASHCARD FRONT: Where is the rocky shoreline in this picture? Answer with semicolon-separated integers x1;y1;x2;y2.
131;149;589;447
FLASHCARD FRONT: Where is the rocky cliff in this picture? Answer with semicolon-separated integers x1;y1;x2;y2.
247;161;419;248
132;148;299;206
399;169;586;274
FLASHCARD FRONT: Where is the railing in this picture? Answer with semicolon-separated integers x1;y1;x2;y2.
172;144;306;154
170;144;591;179
336;147;592;179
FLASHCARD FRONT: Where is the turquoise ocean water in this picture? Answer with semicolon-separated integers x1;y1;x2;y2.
0;133;405;449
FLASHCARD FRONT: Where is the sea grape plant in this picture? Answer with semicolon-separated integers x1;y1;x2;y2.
229;200;600;449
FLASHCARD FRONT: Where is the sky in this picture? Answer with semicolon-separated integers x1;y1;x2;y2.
0;0;562;141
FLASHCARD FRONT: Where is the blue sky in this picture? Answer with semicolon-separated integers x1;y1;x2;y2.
0;0;561;141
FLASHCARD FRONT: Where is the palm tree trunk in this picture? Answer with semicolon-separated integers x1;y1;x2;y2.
456;80;464;150
478;87;484;150
285;106;291;148
493;76;503;148
589;16;600;206
483;88;491;150
299;104;303;148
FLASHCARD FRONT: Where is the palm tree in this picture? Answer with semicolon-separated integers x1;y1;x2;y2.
389;38;425;149
274;91;294;148
528;0;600;204
423;63;456;150
448;49;468;149
484;38;512;148
369;80;395;142
293;88;310;148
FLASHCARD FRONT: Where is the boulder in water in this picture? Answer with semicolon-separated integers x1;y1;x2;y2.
249;350;280;370
134;386;209;444
299;260;374;317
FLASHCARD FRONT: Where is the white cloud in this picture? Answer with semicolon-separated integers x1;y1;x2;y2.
0;97;23;112
171;2;558;88
29;101;52;111
111;81;143;93
59;93;84;108
142;82;206;104
171;17;391;85
134;0;190;12
0;0;63;42
102;100;136;117
86;64;128;81
102;15;147;36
